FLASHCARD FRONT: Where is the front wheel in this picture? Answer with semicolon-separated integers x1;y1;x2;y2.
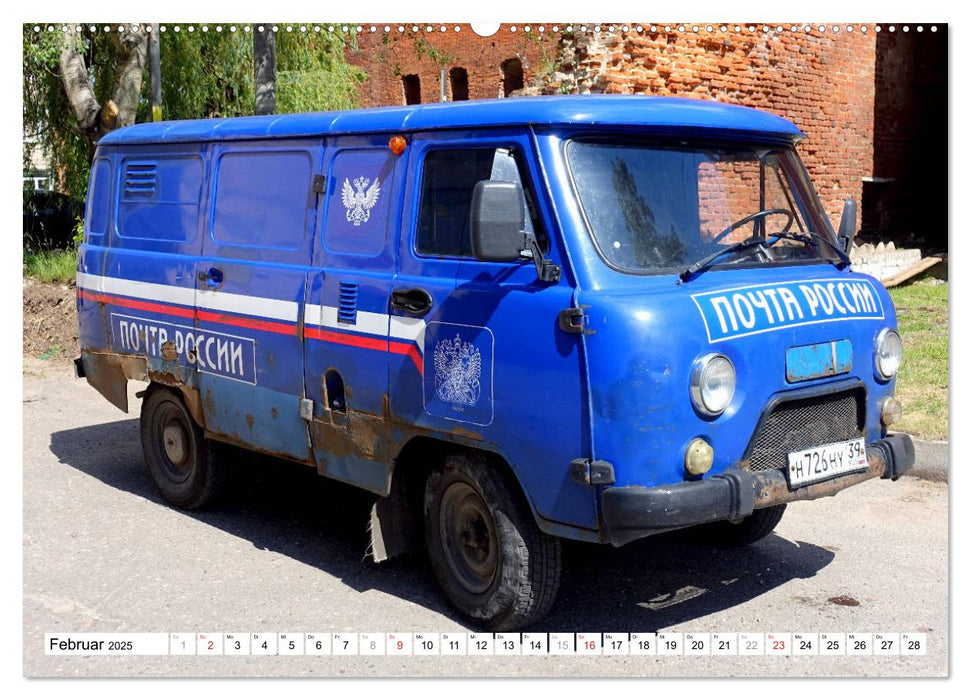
691;504;788;547
140;386;225;510
424;454;562;631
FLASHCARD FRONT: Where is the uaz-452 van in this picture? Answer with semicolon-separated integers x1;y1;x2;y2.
76;95;914;631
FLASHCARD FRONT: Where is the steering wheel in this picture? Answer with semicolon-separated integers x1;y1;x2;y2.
710;208;795;245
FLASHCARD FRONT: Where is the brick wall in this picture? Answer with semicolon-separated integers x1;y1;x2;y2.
346;27;559;105
538;28;877;230
346;26;880;232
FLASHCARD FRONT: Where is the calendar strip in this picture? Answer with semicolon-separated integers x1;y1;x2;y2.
45;632;928;656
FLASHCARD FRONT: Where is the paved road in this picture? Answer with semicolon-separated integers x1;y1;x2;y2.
23;361;948;677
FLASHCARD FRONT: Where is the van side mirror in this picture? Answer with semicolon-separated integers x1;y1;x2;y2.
469;180;561;283
837;198;857;256
470;180;527;262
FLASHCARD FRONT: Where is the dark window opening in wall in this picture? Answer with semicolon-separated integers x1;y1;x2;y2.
501;58;524;97
402;75;421;105
449;68;469;101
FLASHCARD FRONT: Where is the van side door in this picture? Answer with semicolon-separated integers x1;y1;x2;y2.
390;130;598;533
303;135;408;494
196;140;321;462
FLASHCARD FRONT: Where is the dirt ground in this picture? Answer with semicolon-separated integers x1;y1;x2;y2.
23;278;79;363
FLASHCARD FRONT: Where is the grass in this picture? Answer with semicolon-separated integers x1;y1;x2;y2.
23;249;77;284
889;276;949;440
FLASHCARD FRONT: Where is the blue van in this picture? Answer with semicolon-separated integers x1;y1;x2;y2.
76;95;914;631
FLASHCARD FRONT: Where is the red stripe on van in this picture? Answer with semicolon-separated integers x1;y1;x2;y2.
307;327;424;376
78;289;195;319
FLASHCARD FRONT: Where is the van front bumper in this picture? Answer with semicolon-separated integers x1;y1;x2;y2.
600;434;915;546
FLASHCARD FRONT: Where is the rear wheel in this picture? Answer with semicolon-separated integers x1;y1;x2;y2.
140;386;225;510
691;504;788;547
424;454;561;631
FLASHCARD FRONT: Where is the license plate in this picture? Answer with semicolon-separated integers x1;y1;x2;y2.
786;437;868;488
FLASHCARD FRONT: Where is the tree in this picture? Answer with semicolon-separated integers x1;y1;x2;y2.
253;25;276;115
24;23;367;202
57;27;147;152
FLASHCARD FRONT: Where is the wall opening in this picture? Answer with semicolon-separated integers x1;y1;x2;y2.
865;27;947;251
402;74;421;105
500;58;524;97
449;67;469;101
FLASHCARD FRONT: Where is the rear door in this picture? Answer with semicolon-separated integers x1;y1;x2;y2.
196;140;321;461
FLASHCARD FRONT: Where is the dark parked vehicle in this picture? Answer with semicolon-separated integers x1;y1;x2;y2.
23;190;84;251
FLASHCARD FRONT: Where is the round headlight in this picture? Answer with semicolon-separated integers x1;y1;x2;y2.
875;328;903;380
690;353;736;416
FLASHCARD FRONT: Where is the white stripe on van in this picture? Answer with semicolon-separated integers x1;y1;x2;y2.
78;272;298;322
77;271;196;307
390;316;427;347
303;304;389;337
79;272;424;344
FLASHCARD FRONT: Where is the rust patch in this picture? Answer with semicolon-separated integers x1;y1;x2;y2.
344;384;353;398
828;595;861;607
752;454;884;508
271;407;278;419
245;413;255;429
161;341;178;361
148;370;180;387
203;388;216;414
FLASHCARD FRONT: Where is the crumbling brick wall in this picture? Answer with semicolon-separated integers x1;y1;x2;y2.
539;28;876;230
347;26;877;231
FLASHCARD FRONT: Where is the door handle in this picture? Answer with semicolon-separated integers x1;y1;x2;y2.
391;288;433;316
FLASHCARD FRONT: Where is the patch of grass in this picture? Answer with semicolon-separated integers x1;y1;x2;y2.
888;276;948;440
23;249;77;283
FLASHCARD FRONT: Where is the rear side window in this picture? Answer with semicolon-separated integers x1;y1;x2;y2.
86;158;111;238
211;150;312;251
117;156;202;241
416;147;544;258
324;149;395;257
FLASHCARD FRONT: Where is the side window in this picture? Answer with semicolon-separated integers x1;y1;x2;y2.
86;158;111;239
324;149;395;257
117;156;202;241
416;147;544;258
211;150;312;250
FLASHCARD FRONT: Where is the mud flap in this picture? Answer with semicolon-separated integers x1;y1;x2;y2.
367;469;417;562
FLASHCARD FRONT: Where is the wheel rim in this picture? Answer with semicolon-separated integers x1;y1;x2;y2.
153;401;194;483
439;482;498;594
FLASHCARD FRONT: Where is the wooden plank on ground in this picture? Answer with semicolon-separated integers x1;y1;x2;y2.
881;256;944;288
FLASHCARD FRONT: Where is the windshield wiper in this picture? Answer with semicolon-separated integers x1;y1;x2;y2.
680;231;851;283
680;237;767;282
773;230;852;269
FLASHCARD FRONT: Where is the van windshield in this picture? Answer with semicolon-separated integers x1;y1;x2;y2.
565;140;839;274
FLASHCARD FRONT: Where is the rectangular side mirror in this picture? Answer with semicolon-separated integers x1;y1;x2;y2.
837;198;857;255
470;180;526;262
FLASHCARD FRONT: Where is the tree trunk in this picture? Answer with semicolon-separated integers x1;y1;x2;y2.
58;29;147;154
254;25;276;115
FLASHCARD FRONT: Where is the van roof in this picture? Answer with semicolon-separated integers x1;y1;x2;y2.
98;94;804;146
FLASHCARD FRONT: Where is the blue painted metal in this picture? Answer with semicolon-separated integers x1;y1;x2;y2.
99;95;803;146
786;340;853;383
78;95;904;544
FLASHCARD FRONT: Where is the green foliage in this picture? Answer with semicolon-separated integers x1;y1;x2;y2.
276;30;367;113
23;249;78;283
23;23;368;203
888;276;949;440
23;26;97;199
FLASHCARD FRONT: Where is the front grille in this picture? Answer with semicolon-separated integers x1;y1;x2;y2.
744;388;865;473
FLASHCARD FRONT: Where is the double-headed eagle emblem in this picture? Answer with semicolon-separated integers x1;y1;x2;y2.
434;334;482;408
341;176;381;227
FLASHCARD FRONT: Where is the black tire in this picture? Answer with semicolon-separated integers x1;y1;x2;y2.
424;454;562;631
691;504;788;547
140;386;225;510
